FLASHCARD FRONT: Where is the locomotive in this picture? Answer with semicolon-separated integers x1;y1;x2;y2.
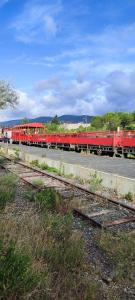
1;122;135;157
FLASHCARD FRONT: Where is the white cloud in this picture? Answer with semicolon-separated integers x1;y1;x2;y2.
0;90;43;121
44;15;57;36
3;18;135;118
35;76;60;91
11;0;62;43
105;71;135;111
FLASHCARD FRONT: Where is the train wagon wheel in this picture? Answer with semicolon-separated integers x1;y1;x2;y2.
97;149;102;156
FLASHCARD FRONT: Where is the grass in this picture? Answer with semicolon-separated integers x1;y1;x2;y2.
30;160;74;179
26;187;72;214
0;206;100;299
14;148;20;161
0;239;39;300
125;192;134;202
0;173;18;210
89;172;102;193
30;159;61;174
0;156;6;165
25;188;101;298
35;188;62;211
32;178;44;188
0;167;116;299
96;230;135;287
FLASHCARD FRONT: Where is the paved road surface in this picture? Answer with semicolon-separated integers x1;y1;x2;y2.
1;143;135;179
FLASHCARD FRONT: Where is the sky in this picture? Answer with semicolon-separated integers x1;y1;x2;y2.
0;0;135;121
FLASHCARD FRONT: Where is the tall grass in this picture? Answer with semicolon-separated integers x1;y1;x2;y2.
0;168;102;299
0;173;18;210
97;230;135;286
0;239;38;300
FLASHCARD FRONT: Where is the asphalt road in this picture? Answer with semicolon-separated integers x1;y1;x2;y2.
1;143;135;179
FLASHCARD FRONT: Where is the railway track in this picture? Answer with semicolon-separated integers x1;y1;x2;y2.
0;155;135;232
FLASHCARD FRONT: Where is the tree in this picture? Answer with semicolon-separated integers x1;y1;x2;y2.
0;81;18;109
132;111;135;121
118;112;134;128
102;112;120;130
91;116;103;129
125;123;135;130
51;115;60;125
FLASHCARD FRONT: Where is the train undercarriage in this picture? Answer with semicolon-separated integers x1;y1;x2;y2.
11;140;135;157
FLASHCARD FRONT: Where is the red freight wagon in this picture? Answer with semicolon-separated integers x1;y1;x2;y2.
11;123;135;157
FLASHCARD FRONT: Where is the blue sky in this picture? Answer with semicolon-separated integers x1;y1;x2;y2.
0;0;135;120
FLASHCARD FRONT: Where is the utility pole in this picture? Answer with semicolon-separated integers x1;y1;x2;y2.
85;115;87;131
83;115;88;131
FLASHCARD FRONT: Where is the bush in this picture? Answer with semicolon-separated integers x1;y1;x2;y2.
0;239;39;300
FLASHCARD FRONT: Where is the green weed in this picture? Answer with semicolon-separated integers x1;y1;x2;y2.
30;160;65;176
14;148;20;161
89;172;102;193
125;192;134;202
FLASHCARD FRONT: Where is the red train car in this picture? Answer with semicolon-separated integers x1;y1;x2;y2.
11;123;135;157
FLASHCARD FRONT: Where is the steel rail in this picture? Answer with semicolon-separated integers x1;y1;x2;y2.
16;160;135;213
0;154;135;230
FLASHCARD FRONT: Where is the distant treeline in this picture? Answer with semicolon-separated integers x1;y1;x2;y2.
45;112;135;132
91;112;135;131
20;112;135;133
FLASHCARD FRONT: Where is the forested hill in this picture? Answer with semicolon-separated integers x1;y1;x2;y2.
0;115;93;127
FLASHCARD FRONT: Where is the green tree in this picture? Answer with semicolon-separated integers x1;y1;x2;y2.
125;123;135;130
132;111;135;121
0;81;18;109
91;116;103;129
102;112;120;130
51;115;60;125
118;112;133;128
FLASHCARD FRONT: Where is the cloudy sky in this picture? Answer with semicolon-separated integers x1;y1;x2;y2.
0;0;135;120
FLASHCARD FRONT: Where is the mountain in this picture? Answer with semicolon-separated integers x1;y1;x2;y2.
0;115;93;127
